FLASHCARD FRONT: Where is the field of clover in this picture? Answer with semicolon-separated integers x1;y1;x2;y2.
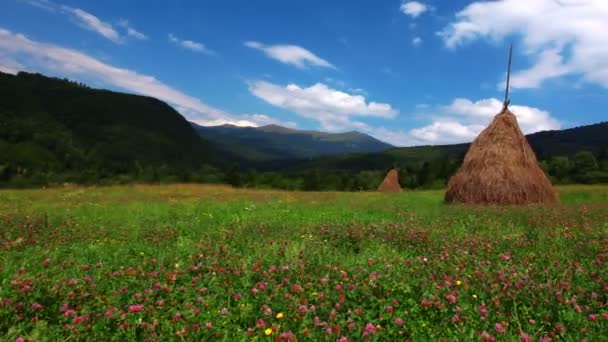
0;184;607;341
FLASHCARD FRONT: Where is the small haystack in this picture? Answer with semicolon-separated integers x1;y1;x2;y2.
444;107;558;205
378;168;402;193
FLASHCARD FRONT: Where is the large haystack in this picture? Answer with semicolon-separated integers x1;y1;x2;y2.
378;168;402;192
444;108;558;205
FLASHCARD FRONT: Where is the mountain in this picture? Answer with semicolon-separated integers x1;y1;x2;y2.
1;70;605;189
527;122;608;159
191;123;393;161
0;71;224;185
283;122;608;173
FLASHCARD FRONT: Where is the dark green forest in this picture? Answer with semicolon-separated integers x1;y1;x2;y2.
1;71;607;190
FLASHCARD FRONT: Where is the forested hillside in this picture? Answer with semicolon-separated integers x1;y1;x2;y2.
0;71;225;186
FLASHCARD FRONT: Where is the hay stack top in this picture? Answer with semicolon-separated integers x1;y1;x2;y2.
445;108;558;205
378;168;402;193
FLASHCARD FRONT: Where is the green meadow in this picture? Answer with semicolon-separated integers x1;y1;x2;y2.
1;184;607;341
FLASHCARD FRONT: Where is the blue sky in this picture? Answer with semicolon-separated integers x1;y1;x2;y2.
1;0;606;146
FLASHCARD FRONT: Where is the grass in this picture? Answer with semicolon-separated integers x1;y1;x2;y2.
0;184;607;341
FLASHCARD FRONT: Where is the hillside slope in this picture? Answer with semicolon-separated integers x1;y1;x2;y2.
191;123;393;161
284;122;608;173
0;71;223;184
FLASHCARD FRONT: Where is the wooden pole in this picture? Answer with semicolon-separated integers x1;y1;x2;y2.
503;44;513;110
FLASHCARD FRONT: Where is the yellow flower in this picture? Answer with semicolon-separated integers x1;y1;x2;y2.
473;294;478;299
276;312;284;319
456;280;462;286
264;328;273;336
376;324;382;331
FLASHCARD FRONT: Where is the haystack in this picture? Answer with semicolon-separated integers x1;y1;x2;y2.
444;108;558;205
378;168;402;192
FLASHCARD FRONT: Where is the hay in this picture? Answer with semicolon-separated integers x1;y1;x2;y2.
445;108;558;205
378;168;402;193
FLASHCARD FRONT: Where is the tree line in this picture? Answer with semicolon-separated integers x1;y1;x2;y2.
3;149;605;190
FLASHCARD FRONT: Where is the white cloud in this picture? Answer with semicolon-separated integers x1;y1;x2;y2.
0;27;282;129
168;34;215;55
0;55;26;74
439;0;608;88
349;87;368;95
22;0;56;12
62;6;122;43
245;41;334;69
117;19;147;40
240;114;298;128
410;121;484;145
191;114;297;128
249;81;397;130
400;1;428;18
23;1;147;43
408;98;560;145
412;37;422;46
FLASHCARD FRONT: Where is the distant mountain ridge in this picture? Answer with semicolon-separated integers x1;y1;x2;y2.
285;121;608;173
191;122;393;161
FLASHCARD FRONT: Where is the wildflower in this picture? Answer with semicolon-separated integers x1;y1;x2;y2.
473;294;478;299
520;333;531;342
395;317;404;326
495;322;506;334
264;328;273;336
276;312;284;319
588;314;599;321
31;303;43;311
281;331;296;340
129;304;144;313
15;337;24;342
220;307;228;315
479;304;489;319
456;280;463;286
298;305;307;313
205;322;213;329
481;331;495;342
386;306;394;313
73;315;87;324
